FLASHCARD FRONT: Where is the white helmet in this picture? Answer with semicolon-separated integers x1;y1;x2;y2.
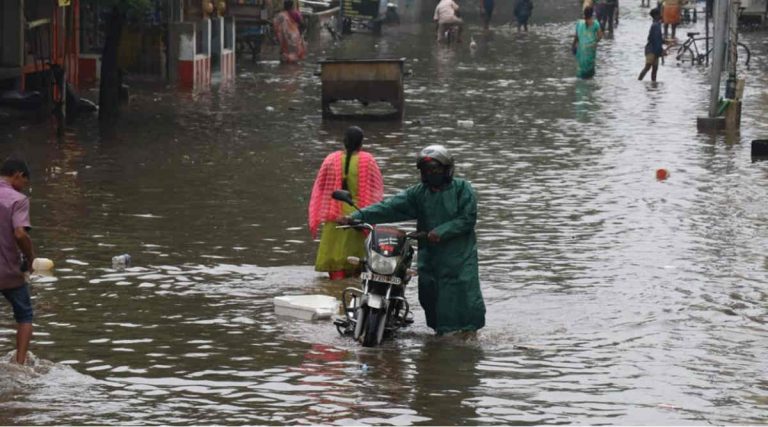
417;144;454;182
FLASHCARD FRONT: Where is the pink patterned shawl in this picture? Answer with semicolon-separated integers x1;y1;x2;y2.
308;150;383;239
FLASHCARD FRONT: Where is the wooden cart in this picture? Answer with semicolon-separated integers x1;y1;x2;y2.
319;58;405;120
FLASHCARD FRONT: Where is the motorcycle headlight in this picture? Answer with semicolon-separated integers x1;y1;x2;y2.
369;252;398;275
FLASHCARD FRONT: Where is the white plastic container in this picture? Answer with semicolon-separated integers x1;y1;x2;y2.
32;257;54;271
273;295;339;321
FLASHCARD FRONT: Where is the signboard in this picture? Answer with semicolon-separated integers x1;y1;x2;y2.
341;0;379;19
58;0;71;6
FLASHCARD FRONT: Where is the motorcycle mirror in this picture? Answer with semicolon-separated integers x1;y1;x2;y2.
332;190;357;207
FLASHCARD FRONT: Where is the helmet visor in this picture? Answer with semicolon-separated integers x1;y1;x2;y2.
418;158;445;173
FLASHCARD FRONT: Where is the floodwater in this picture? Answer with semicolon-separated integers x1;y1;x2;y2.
1;1;767;424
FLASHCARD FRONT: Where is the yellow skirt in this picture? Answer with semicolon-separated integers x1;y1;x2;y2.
314;222;366;273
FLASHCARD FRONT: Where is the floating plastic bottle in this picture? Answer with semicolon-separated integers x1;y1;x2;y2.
32;258;54;271
112;254;132;270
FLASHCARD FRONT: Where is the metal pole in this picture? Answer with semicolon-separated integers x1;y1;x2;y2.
723;0;740;99
705;0;709;65
728;0;739;75
708;0;727;117
58;2;67;136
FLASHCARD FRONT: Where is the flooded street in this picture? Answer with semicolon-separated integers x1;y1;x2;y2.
1;0;768;424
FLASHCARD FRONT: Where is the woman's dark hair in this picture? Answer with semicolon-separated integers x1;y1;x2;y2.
284;0;294;10
584;5;594;19
0;157;30;178
342;126;364;190
650;7;660;18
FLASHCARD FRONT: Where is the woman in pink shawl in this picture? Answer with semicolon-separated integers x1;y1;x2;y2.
308;127;384;280
273;0;307;63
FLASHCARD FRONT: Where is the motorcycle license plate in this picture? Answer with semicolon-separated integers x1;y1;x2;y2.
361;272;401;285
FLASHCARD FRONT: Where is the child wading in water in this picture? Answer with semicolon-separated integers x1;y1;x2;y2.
638;8;664;82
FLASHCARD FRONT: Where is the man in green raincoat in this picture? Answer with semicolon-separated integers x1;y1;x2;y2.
343;145;485;335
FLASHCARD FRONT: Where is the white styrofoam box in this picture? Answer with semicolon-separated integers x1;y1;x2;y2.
273;295;339;321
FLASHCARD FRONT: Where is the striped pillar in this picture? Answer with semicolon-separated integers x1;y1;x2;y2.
177;20;212;90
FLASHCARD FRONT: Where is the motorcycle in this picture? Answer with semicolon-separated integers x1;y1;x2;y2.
330;190;421;347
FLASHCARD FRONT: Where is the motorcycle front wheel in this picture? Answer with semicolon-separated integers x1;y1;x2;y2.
362;308;384;347
353;306;366;340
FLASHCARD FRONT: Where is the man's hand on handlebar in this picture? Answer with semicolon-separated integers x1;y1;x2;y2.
428;230;441;243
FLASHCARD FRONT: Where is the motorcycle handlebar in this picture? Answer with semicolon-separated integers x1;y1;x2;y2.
336;222;426;239
335;220;374;231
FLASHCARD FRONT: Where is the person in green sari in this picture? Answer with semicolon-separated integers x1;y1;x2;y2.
309;127;384;280
340;145;485;335
572;5;603;79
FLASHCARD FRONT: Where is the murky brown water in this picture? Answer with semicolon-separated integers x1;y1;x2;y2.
1;0;767;424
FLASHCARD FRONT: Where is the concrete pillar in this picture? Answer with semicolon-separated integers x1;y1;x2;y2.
221;17;236;81
197;19;212;87
708;0;728;117
199;18;211;57
172;19;212;88
173;21;197;87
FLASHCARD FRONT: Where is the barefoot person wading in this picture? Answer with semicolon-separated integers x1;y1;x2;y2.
0;157;36;365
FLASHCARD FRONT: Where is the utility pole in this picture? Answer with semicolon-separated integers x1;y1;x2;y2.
698;0;743;131
707;0;727;118
705;0;709;65
725;0;740;98
723;0;743;129
56;0;70;136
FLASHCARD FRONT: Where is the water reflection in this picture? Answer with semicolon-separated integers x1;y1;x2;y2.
409;338;484;424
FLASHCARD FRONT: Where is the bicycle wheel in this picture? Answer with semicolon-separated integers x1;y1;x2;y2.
677;45;696;65
705;44;751;68
738;42;751;68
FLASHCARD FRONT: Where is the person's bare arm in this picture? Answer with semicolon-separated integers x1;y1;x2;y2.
15;227;35;273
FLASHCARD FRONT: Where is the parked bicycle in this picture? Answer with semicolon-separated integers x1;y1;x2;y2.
666;31;751;68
